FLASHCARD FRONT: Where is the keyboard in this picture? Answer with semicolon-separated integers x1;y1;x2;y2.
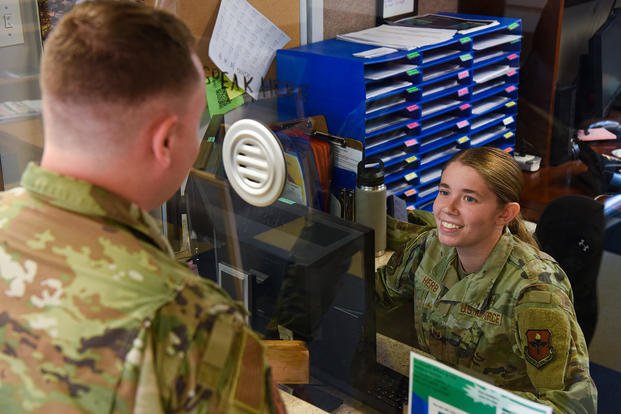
364;365;409;413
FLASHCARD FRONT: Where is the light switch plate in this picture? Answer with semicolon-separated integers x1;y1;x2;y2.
0;0;24;48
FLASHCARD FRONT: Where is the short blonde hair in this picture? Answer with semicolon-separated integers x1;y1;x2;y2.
41;0;199;105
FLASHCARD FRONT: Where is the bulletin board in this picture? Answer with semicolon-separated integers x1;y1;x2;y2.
145;0;300;70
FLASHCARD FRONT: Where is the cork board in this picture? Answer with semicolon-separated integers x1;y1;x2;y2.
145;0;300;70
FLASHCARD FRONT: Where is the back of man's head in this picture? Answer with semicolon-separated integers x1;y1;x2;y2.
41;0;199;106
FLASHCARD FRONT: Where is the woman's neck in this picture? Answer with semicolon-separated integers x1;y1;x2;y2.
456;231;503;273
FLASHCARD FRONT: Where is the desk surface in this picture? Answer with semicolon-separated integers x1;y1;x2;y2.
520;140;621;222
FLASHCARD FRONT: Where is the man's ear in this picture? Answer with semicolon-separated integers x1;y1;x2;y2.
150;114;178;168
497;201;521;226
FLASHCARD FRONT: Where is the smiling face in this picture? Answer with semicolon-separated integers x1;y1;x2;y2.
432;161;509;258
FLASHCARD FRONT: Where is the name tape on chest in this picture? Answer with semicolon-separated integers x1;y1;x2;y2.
422;275;441;295
459;303;503;326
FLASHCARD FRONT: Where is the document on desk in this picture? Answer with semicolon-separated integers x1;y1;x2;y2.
409;352;553;414
337;24;455;50
209;0;290;100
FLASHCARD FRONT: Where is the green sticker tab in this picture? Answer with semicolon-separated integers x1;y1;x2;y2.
459;53;473;61
508;22;519;30
407;86;419;93
407;51;420;59
459;37;472;44
278;197;295;205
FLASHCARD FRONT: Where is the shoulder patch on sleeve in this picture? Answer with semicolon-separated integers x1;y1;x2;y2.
516;306;570;389
233;329;266;412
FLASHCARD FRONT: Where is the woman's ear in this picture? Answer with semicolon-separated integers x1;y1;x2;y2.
497;201;521;226
150;114;178;168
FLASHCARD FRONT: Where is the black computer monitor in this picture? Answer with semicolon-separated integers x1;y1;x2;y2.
588;8;621;118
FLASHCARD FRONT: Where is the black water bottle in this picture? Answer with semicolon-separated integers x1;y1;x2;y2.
355;159;386;257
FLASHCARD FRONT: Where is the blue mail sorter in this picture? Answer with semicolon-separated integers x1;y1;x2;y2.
277;13;522;211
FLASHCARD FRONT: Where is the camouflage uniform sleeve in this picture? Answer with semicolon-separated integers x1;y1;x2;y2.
512;284;597;414
376;231;429;306
152;284;280;414
386;209;436;252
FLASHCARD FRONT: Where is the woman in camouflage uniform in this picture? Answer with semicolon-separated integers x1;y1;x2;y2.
377;147;597;413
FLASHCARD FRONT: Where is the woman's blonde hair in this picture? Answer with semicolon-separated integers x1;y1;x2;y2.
447;147;539;249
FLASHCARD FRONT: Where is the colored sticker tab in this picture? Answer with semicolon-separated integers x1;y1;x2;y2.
503;116;514;125
503;146;514;153
405;138;418;147
278;197;295;205
460;53;473;61
505;85;517;93
457;136;469;144
207;136;216;143
407;104;419;112
504;132;514;139
405;189;417;197
405;172;418;181
459;103;471;110
407;68;420;76
407;122;419;129
507;53;519;60
507;69;517;76
460;36;472;44
458;87;469;97
508;22;519;30
458;70;469;79
407;51;420;59
407;86;419;93
505;101;516;108
406;155;418;163
457;120;469;129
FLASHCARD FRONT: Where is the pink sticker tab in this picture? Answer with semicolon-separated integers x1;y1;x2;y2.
507;69;517;77
406;122;419;129
459;103;471;110
407;104;419;112
505;85;517;93
457;120;469;129
458;70;469;79
458;87;468;97
405;138;418;147
507;53;519;60
405;189;417;197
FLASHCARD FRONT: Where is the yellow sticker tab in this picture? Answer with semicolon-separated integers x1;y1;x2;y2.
505;101;516;108
503;132;514;139
406;155;418;163
405;172;418;181
457;136;469;144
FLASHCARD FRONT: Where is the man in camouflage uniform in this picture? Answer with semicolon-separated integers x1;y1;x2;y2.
0;1;285;413
378;210;598;413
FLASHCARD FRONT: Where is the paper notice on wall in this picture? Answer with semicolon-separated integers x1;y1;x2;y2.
209;0;290;100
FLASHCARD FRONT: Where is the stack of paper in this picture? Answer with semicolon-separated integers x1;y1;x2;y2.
337;25;456;51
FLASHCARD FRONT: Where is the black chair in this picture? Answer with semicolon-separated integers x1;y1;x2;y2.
534;195;605;346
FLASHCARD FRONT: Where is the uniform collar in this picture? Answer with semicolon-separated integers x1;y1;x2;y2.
20;163;174;256
435;228;514;310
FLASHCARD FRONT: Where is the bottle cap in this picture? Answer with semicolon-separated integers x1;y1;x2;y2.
357;158;385;187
